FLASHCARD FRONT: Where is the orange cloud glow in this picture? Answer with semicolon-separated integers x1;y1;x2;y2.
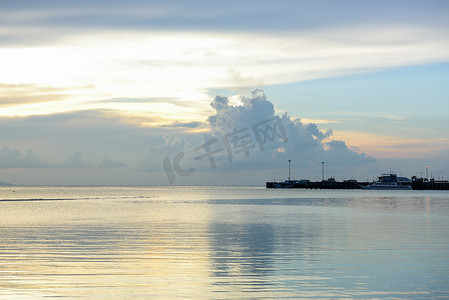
333;131;449;159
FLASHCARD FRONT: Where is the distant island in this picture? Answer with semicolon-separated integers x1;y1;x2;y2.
0;181;14;186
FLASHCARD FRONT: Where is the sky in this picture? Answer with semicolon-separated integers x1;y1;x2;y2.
0;0;448;185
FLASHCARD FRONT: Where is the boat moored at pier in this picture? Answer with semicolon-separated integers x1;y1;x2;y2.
363;173;412;190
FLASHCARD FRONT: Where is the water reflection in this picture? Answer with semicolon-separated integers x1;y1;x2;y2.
0;193;215;298
206;203;339;298
1;187;449;298
210;223;275;279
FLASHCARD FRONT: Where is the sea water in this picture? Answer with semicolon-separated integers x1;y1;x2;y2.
1;186;448;299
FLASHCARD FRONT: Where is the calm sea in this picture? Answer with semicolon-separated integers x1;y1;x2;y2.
1;186;448;299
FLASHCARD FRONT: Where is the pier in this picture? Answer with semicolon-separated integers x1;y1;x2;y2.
411;177;449;190
267;160;448;190
266;178;370;189
266;177;449;190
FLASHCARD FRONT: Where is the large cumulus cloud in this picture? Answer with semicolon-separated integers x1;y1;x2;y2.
205;89;374;169
152;89;375;184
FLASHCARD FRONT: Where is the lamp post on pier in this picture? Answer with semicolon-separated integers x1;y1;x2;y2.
322;161;325;181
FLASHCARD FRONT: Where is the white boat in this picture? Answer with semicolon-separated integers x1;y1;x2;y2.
364;173;412;190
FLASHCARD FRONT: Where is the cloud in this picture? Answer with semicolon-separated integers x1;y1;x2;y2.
0;83;70;107
99;97;180;104
206;89;374;169
149;89;375;184
334;130;449;159
1;1;448;121
2;1;448;35
0;109;166;153
0;146;51;168
98;155;127;168
61;151;92;168
324;140;375;166
140;135;194;172
0;146;126;171
1;25;448;120
161;121;204;129
0;109;195;183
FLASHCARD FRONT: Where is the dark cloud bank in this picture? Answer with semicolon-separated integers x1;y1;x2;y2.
0;146;50;169
0;147;125;170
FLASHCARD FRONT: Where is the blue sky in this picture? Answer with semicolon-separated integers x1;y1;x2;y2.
0;0;448;185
